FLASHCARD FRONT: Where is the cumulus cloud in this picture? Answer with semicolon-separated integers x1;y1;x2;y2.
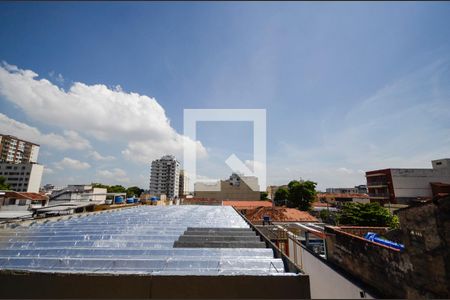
0;62;207;163
54;157;91;170
88;150;115;161
122;136;207;163
337;167;354;174
0;113;91;151
96;168;130;183
49;71;64;83
43;168;54;174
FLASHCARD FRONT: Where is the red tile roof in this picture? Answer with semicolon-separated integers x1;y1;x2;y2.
223;200;273;209
317;193;369;199
312;202;334;207
244;206;318;222
4;192;48;201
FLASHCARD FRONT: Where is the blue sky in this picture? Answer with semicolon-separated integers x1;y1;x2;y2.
1;2;449;190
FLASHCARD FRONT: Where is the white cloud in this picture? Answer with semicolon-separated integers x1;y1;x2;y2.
122;136;207;164
0;62;207;163
337;167;354;174
96;168;130;183
54;157;91;170
88;150;115;161
49;71;64;83
43;168;54;174
0;113;91;151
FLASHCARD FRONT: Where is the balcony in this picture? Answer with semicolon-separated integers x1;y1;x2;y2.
367;181;388;187
369;193;390;199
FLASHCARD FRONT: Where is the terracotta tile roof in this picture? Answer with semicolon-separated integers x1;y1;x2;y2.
312;202;333;207
317;193;369;199
4;192;48;201
223;200;272;209
244;206;318;222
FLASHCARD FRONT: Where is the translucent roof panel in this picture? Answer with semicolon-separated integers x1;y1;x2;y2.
0;205;295;276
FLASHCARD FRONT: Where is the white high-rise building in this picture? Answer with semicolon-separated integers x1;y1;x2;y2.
149;155;180;199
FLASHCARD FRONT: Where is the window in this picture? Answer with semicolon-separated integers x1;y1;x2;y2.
436;162;442;165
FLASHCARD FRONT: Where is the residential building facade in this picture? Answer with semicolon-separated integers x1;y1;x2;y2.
266;185;288;200
178;169;189;197
0;134;40;164
49;185;107;203
149;155;180;199
366;158;450;204
194;173;260;201
325;185;367;194
0;191;48;211
0;162;44;193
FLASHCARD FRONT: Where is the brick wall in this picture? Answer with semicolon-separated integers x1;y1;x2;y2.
325;197;450;298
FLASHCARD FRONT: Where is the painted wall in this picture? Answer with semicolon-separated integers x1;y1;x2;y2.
27;164;43;193
288;237;375;299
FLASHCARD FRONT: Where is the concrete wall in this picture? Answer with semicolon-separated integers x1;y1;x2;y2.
294;242;375;299
391;168;450;201
27;164;43;193
0;271;311;299
92;187;107;202
324;197;450;298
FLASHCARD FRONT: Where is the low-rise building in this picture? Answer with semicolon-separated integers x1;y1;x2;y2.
194;173;260;201
366;158;450;204
326;185;368;194
0;162;44;192
0;191;48;211
266;184;288;200
317;192;370;206
49;185;107;203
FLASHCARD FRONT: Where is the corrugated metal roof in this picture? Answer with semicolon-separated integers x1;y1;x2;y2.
0;205;293;276
223;200;273;209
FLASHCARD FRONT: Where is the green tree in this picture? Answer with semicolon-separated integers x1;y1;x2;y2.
337;202;399;228
319;209;338;225
107;185;127;194
274;187;289;206
126;186;144;198
91;183;109;189
260;192;268;200
0;176;11;190
287;180;317;211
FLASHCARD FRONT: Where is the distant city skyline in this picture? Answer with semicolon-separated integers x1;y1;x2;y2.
1;2;449;190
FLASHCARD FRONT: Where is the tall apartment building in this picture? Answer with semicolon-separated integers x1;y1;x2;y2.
366;158;450;205
0;162;44;192
0;134;40;164
178;170;190;197
149;155;180;199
